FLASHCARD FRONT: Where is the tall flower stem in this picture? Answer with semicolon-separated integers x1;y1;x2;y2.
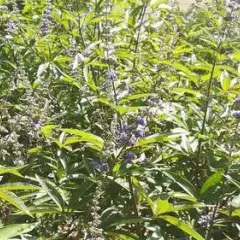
104;1;141;235
195;0;235;187
128;176;141;237
132;3;148;69
195;39;222;187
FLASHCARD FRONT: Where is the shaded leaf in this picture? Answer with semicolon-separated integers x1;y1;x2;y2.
0;190;32;217
36;175;65;211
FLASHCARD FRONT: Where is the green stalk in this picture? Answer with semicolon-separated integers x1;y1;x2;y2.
195;41;221;186
132;3;148;69
195;0;235;187
104;1;141;235
128;176;141;237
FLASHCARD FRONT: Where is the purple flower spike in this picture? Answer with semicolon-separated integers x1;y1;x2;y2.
125;152;134;162
101;163;109;172
128;137;137;146
234;98;240;104
117;132;129;143
136;116;145;126
233;111;240;119
135;129;144;138
109;70;116;82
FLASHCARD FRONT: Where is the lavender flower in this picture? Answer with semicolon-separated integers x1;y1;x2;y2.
128;137;137;146
92;161;109;172
124;152;134;163
136;116;145;126
234;98;240;104
233;111;240;119
40;4;53;35
100;163;109;172
109;70;116;82
116;132;129;144
135;129;144;138
120;124;132;132
5;21;19;34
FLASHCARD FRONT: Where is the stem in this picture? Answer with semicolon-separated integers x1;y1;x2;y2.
133;4;148;69
195;41;221;186
128;176;141;237
104;0;121;129
104;3;140;235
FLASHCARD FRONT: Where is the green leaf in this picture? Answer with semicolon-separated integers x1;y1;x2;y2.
220;209;240;217
170;192;197;202
172;88;202;97
119;93;157;104
163;171;197;197
106;230;138;240
150;199;206;217
231;52;240;60
0;166;23;177
36;175;65;211
220;71;231;91
97;98;141;115
200;171;223;195
83;65;97;92
158;215;204;240
60;128;104;151
40;125;59;138
0;183;40;191
0;190;32;217
0;223;38;240
16;206;62;215
37;63;49;78
134;134;170;147
159;60;199;84
150;199;173;217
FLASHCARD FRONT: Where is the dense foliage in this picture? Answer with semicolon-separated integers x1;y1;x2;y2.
0;0;240;239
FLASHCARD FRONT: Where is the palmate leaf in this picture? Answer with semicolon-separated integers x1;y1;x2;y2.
158;215;204;240
0;223;38;240
0;190;32;217
35;175;65;211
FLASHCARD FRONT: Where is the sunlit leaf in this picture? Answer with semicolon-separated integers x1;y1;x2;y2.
0;223;38;240
158;215;204;240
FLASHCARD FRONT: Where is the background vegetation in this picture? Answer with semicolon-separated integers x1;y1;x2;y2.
0;0;240;239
